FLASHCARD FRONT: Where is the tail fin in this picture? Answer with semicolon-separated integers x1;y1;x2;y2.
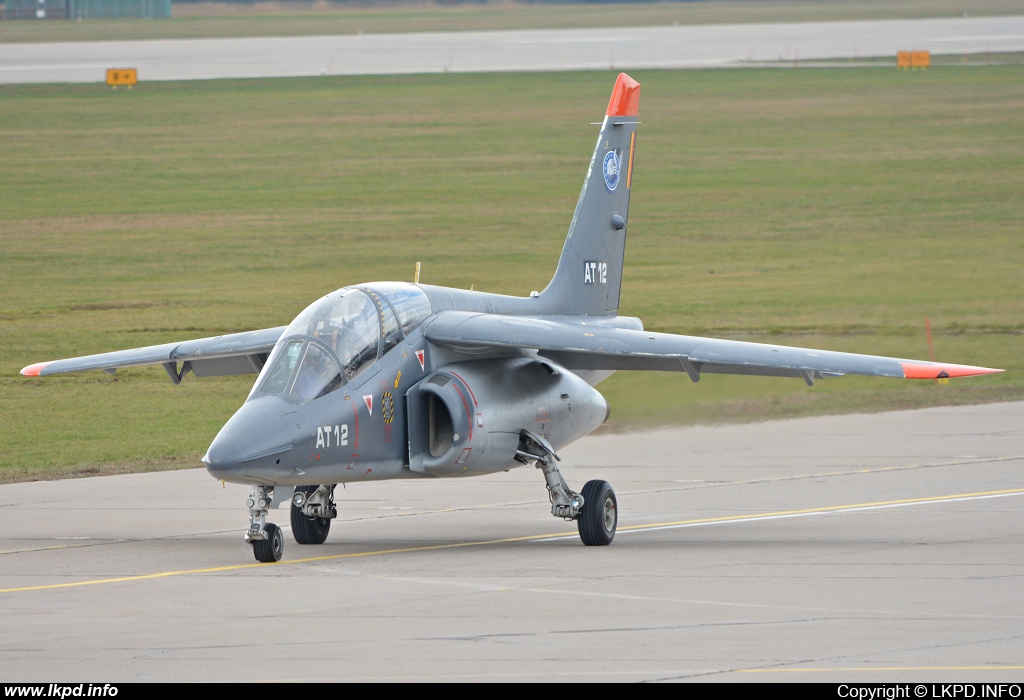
539;73;640;316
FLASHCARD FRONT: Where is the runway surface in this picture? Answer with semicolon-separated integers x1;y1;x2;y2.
1;401;1022;682
2;15;1024;84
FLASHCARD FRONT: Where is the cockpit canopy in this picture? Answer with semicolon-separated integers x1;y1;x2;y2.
253;283;431;404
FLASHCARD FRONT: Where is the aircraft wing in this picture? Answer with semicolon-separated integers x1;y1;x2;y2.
20;326;286;383
423;311;1001;384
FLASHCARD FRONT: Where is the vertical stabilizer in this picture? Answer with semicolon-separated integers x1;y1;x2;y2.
539;73;640;316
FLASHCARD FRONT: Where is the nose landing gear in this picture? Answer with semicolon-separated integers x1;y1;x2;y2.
246;485;283;563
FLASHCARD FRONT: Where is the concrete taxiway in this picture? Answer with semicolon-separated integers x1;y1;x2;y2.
1;401;1022;682
2;15;1024;84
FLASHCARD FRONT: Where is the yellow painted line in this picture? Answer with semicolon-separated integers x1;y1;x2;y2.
614;487;1024;534
3;487;1023;595
740;666;1024;672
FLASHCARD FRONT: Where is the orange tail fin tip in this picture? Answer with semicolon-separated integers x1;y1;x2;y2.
606;73;641;117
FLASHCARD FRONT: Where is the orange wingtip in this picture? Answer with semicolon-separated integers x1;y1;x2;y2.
901;362;1004;380
606;73;641;117
20;362;51;377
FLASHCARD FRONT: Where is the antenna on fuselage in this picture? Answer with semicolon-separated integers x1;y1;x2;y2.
414;262;421;284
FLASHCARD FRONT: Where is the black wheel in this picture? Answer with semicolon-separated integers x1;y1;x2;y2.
577;480;617;546
291;485;331;545
252;522;284;562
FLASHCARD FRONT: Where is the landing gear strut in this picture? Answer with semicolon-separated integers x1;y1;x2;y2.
518;430;617;546
246;485;283;562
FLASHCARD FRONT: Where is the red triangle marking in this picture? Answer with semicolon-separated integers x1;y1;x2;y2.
363;394;373;416
415;349;425;371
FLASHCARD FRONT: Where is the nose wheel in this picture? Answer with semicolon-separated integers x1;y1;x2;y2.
245;485;284;562
252;522;284;562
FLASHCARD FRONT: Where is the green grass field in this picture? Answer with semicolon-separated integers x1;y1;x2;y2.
1;0;1023;43
2;67;1022;482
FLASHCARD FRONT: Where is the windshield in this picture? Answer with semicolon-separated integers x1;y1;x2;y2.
291;343;343;401
259;340;304;396
254;288;381;403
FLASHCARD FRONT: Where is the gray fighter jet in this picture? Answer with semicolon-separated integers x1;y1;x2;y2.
22;74;1001;562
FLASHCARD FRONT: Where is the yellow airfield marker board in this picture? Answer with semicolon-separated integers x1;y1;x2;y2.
897;51;930;69
106;68;138;88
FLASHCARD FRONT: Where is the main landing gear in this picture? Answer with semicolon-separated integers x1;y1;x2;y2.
246;483;338;562
518;431;617;546
290;484;336;545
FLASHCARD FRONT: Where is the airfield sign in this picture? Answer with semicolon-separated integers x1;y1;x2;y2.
106;68;138;88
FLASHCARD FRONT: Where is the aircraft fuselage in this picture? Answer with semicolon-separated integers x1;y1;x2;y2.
205;283;640;487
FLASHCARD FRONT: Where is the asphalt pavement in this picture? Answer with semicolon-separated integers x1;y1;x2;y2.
1;401;1021;681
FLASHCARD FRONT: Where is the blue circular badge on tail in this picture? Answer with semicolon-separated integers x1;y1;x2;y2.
603;150;620;192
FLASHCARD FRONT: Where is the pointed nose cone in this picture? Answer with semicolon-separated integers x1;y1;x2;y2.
204;396;294;482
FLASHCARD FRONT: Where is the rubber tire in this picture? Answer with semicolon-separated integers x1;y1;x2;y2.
252;522;284;562
291;485;331;545
577;480;617;546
